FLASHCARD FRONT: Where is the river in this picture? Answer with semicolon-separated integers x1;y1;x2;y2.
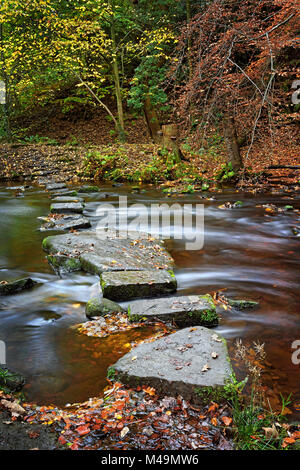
0;183;299;418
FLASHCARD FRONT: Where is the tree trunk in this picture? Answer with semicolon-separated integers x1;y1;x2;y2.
186;0;192;77
162;124;183;162
110;7;125;142
0;22;11;139
223;115;242;171
144;96;162;143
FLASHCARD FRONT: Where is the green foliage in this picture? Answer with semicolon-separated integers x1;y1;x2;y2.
216;162;235;182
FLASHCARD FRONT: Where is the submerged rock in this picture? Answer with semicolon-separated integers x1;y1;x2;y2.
45;183;67;191
42;232;174;274
0;278;37;296
227;299;259;310
50;202;84;214
100;270;177;301
127;294;218;327
112;326;232;404
85;296;124;319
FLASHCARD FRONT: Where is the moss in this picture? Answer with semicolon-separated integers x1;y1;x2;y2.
194;377;238;405
107;366;116;381
42;237;51;251
47;255;60;268
65;258;81;270
228;299;259;310
47;254;81;272
79;185;100;193
187;294;219;325
167;269;176;279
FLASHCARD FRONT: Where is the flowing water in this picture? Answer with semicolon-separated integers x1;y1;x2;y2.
0;183;299;418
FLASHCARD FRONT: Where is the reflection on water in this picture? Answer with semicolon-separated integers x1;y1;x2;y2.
0;183;299;416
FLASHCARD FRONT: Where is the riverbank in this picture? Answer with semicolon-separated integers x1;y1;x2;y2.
0;142;299;194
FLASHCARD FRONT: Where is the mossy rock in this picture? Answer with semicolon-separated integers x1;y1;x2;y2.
85;297;124;319
227;299;259;310
78;185;100;193
127;294;218;327
0;278;37;296
46;254;81;274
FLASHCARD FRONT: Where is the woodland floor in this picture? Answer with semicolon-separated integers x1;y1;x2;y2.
0;106;299;192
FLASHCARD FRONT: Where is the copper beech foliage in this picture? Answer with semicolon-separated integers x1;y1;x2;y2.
171;0;299;156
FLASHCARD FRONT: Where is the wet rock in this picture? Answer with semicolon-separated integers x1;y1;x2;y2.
45;183;67;191
0;367;25;391
227;299;259;310
40;215;91;232
51;190;78;197
46;254;82;274
112;326;232;404
127;294;218;327
0;278;37;296
78;185;100;193
42;232;174;274
50;203;84;214
85;296;124;319
101;270;177;301
51;196;84;203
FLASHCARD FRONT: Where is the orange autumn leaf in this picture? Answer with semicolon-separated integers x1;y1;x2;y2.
143;386;156;396
282;437;295;448
221;416;232;426
76;425;90;436
291;431;300;440
208;402;219;413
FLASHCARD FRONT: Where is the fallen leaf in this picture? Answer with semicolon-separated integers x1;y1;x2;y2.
120;426;129;438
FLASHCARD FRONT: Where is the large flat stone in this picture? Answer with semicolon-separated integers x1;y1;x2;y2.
40;215;91;232
42;232;174;274
51;196;84;203
46;183;67;191
100;270;177;301
50;203;84;214
112;327;232;404
127;294;218;327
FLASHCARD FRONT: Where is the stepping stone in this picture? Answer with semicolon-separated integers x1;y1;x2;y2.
46;183;67;191
78;185;100;193
127;294;218;327
112;326;232;404
0;278;37;296
100;270;177;301
51;196;84;203
86;297;124;319
50;203;84;214
42;232;174;274
51;190;79;197
227;298;259;310
46;254;82;274
40;216;91;232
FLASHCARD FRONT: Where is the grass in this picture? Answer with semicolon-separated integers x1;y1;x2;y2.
231;340;295;450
